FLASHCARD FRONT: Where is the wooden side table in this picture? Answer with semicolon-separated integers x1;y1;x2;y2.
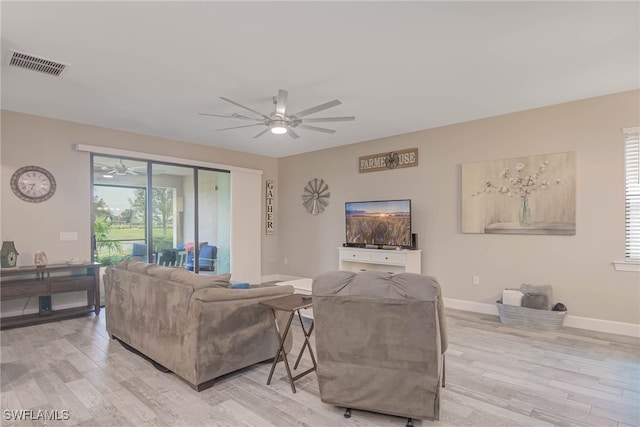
260;293;316;393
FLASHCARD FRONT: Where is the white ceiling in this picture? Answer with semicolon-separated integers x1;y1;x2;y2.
2;1;638;158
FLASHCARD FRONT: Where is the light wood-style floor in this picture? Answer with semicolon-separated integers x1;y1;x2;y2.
1;309;638;427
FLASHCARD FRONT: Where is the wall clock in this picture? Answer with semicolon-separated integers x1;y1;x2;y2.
302;178;330;215
10;166;57;203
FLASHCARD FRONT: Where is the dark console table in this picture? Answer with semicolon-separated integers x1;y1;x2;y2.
0;262;100;329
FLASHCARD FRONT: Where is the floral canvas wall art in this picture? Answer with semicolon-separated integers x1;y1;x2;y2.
462;152;576;235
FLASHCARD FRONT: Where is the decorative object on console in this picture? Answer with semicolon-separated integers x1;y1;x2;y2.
34;250;48;279
1;241;18;268
34;250;47;267
359;148;418;173
302;178;330;215
10;165;56;203
462;151;576;235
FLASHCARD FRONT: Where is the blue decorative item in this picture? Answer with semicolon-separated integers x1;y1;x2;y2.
230;281;250;289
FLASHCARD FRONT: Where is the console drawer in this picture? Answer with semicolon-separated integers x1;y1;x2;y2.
370;251;406;265
1;281;49;299
340;249;371;262
50;277;94;293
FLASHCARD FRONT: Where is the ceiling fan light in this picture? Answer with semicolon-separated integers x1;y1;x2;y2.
270;125;287;135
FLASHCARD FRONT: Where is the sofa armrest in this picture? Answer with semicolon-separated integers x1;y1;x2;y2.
192;284;294;302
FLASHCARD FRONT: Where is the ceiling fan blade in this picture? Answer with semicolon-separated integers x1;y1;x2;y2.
298;124;336;134
300;116;355;123
254;128;270;138
287;128;299;139
216;124;263;131
198;112;261;121
275;89;288;117
293;99;342;118
220;97;271;120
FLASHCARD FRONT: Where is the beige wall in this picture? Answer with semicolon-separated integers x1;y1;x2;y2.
3;91;639;325
277;90;640;325
0;110;279;275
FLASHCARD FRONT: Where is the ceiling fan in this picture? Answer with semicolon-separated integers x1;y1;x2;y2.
96;160;146;176
199;89;355;139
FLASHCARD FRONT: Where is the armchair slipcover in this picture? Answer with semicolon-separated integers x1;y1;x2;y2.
312;270;447;422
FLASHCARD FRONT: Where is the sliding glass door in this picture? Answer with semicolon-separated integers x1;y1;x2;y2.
93;157;148;264
92;155;230;274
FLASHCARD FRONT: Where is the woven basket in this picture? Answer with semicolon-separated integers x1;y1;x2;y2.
496;301;566;331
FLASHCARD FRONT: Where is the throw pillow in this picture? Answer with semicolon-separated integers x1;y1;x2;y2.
519;283;553;310
521;293;549;310
146;265;179;280
169;269;231;289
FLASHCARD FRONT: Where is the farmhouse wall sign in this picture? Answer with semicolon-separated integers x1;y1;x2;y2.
359;148;419;173
266;180;275;235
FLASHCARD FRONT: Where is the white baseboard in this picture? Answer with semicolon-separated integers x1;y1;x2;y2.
444;298;499;316
444;298;640;338
563;315;640;338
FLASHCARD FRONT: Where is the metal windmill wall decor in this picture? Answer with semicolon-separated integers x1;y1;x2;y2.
302;178;330;215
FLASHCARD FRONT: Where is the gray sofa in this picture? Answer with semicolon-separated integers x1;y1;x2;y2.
313;270;447;422
104;259;294;391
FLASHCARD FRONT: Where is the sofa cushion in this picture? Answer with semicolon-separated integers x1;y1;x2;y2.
193;284;294;302
169;269;231;289
114;258;139;270
127;260;152;274
146;265;181;280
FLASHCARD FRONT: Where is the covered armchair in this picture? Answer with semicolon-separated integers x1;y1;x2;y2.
312;270;447;425
186;244;217;272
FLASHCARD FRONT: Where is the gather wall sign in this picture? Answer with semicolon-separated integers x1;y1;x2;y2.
266;180;275;235
359;148;419;173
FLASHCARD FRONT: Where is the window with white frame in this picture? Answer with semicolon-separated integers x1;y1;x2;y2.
624;128;640;259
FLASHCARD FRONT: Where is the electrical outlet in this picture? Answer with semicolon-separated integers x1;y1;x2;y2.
472;275;480;286
284;257;288;265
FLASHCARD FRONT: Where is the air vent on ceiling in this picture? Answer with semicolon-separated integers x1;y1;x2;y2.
9;51;67;76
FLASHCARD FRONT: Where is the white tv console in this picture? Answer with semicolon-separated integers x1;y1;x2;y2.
338;247;422;274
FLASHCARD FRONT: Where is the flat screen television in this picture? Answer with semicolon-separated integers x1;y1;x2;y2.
345;199;412;248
